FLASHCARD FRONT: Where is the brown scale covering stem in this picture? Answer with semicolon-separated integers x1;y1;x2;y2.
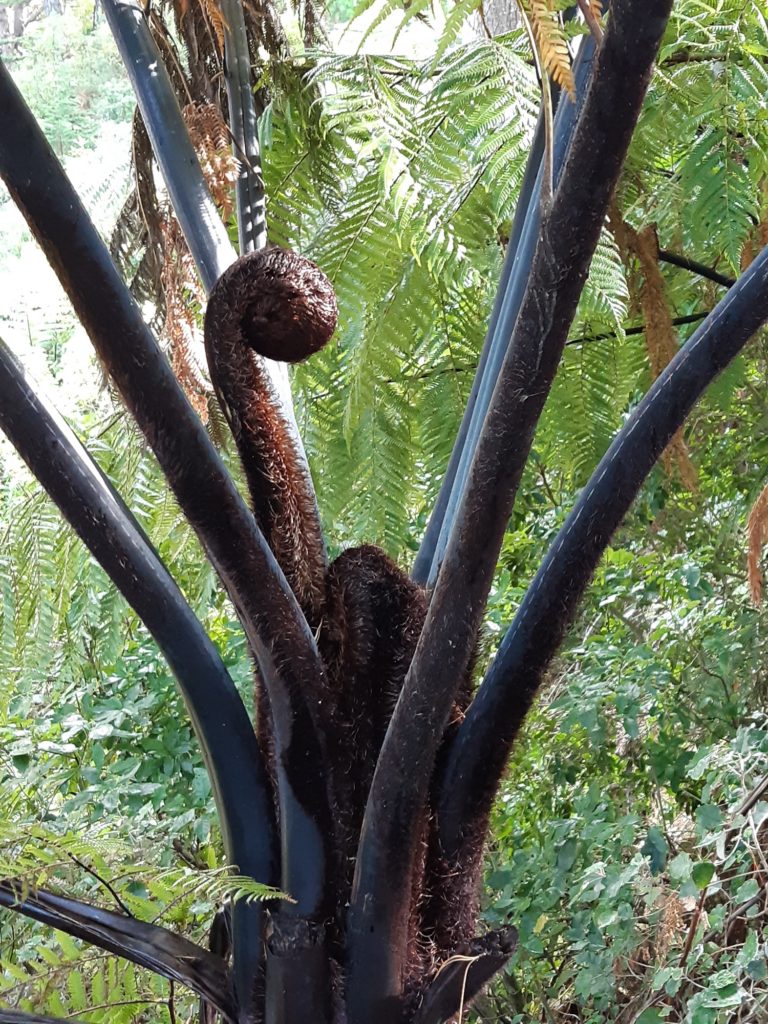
204;247;335;621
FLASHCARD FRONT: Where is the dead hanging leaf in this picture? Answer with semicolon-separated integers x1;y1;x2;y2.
663;434;698;493
175;0;229;51
159;215;210;422
200;0;228;53
154;103;239;423
655;890;684;964
747;483;768;606
610;208;699;492
184;103;239;222
529;0;576;99
741;237;755;272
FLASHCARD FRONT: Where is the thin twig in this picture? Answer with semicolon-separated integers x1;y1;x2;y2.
65;853;133;917
659;249;736;288
679;886;707;970
167;979;177;1024
566;311;709;347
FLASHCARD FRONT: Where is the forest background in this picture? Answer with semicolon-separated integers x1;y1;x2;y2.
1;1;768;1022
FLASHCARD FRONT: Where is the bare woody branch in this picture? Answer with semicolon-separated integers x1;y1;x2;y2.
346;3;674;1017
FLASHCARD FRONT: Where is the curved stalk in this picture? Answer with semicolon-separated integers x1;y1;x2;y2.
0;339;276;883
0;882;234;1019
0;59;334;926
0;338;273;1019
437;242;768;859
346;4;673;1019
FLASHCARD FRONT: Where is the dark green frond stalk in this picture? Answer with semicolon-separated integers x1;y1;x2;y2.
0;881;235;1018
0;338;272;1021
415;30;600;589
0;338;276;885
346;3;674;1019
437;241;768;861
220;0;268;253
0;57;335;988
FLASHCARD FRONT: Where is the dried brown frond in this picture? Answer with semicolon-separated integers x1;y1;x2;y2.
200;0;228;53
168;0;225;106
529;0;576;99
132;110;163;246
244;0;292;60
109;110;165;309
183;102;239;221
610;209;699;492
747;482;768;606
153;103;240;423
149;11;197;104
159;215;210;421
577;0;603;42
741;236;756;272
663;434;698;493
655;890;684;963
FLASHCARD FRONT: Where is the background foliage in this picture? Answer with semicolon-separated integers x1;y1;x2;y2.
1;0;768;1021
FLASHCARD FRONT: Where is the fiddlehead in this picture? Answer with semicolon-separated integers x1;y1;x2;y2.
204;246;337;621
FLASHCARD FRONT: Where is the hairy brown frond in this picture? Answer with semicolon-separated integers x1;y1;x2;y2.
529;0;575;99
747;483;768;607
611;210;698;491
